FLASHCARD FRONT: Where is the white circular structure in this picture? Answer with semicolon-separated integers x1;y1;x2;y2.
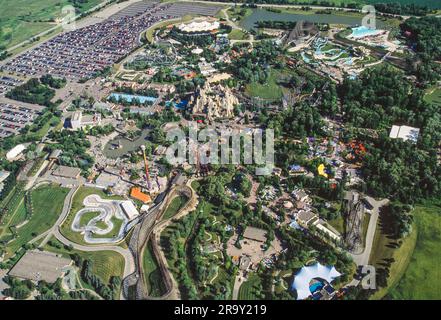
291;262;341;300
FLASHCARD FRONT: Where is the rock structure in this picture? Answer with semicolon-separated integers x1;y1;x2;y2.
191;83;239;121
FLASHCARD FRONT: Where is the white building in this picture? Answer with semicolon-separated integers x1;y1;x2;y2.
120;200;140;220
69;111;102;130
389;125;420;143
178;20;220;33
6;144;26;161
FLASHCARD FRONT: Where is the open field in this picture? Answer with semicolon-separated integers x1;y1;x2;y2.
162;195;189;220
369;206;418;300
1;184;69;259
0;0;104;49
245;70;284;100
142;242;166;296
424;86;441;106
228;29;248;40
386;201;441;299
44;237;124;284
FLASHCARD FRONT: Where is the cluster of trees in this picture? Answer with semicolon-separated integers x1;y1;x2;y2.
47;130;94;171
80;259;121;300
40;74;66;89
188;217;235;299
35;279;69;300
169;27;215;47
6;78;55;106
382;202;414;239
229;41;283;83
161;212;199;299
86;124;114;136
401;16;441;82
339;66;433;132
2;276;35;299
374;3;432;16
231;173;252;197
361;135;440;204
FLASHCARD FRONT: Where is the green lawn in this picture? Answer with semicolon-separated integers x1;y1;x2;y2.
386;201;441;299
245;70;284;100
228;29;248;41
369;207;418;300
0;183;27;240
0;0;104;49
327;214;345;235
162;195;189;220
2;184;69;259
238;273;264;300
44;237;124;285
91;216;124;239
142;242;166;297
79;211;101;227
424;86;441;106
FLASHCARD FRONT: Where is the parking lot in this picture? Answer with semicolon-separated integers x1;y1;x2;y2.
0;101;44;138
0;76;22;96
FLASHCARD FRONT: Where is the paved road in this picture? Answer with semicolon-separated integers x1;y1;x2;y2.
347;196;389;287
32;183;136;299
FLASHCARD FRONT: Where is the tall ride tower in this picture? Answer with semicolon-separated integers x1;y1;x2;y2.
140;145;151;190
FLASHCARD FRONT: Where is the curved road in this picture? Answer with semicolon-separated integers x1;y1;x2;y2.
34;184;136;300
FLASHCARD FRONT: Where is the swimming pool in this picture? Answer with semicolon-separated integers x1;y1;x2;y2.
350;26;382;39
108;93;157;104
309;281;324;293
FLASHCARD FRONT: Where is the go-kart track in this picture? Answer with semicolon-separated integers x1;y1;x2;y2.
71;195;137;244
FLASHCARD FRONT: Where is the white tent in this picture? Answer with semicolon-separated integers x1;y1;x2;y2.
291;262;342;300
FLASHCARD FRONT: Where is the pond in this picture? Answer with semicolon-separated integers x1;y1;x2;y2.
240;9;386;31
103;128;151;159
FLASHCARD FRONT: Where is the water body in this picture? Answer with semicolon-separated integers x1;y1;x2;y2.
108;93;157;104
240;9;386;31
350;25;383;38
103;128;151;159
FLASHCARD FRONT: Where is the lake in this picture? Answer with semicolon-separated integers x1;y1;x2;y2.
240;9;386;31
103;128;151;159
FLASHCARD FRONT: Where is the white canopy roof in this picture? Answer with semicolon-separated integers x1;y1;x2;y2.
291;262;341;300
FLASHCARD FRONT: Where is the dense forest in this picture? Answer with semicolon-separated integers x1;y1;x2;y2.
401;16;441;82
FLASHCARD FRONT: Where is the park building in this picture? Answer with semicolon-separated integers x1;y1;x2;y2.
120;200;140;220
67;111;102;130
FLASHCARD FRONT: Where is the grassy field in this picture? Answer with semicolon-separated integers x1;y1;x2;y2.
369;206;418;300
142;242;166;297
238;273;264;300
327;214;345;235
162;195;189;220
2;184;69;259
424;86;441;106
0;182;27;241
44;237;124;284
386;201;441;299
245;70;284;100
60;186;123;245
228;29;248;41
0;0;104;49
91;216;124;239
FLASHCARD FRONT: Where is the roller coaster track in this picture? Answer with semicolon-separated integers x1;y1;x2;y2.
122;183;198;300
